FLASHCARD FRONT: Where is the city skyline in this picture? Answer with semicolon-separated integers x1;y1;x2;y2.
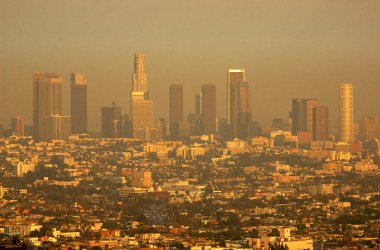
1;1;380;131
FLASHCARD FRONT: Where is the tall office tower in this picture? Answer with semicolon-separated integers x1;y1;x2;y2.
313;106;329;141
362;117;379;141
187;113;203;136
291;99;319;135
236;82;252;139
227;69;245;139
101;105;122;138
33;73;63;139
217;118;228;140
130;52;155;141
339;84;353;142
71;73;87;134
11;116;25;137
169;84;183;140
156;118;167;140
42;115;72;140
195;93;202;114
202;83;216;134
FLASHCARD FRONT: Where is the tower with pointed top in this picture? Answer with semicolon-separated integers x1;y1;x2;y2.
130;52;156;141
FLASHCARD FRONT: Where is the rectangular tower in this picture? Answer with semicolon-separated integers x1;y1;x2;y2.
292;99;319;135
339;84;353;142
101;106;122;138
236;82;252;139
313;106;329;141
227;69;245;139
169;84;183;140
33;73;63;140
71;73;87;134
11;116;25;137
202;83;216;135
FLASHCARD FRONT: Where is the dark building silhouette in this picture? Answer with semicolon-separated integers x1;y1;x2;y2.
235;82;252;139
291;99;318;136
169;84;183;140
11;116;24;137
202;83;216;134
101;105;121;138
71;73;87;134
227;69;245;139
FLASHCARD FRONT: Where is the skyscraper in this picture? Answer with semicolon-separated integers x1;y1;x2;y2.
362;117;379;141
236;82;252;139
71;73;87;134
11;116;24;137
227;69;245;139
313;106;329;141
291;99;319;135
101;105;121;138
169;84;183;140
195;93;202;114
42;115;71;140
130;52;156;141
339;84;353;142
202;83;216;134
33;73;63;139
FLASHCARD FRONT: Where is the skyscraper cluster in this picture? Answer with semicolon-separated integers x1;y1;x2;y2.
291;99;329;142
19;53;378;144
32;73;87;141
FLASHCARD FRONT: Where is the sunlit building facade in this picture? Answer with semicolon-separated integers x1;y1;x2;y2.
339;84;353;142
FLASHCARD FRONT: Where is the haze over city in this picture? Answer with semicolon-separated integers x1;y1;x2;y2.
1;0;380;131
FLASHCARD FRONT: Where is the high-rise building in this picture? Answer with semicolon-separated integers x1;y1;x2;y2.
42;115;72;140
291;99;319;135
227;69;245;139
11;116;24;137
156;118;167;140
217;118;228;140
362;117;379;141
187;113;203;136
313;106;329;141
235;82;252;139
202;83;216;134
169;84;183;140
71;73;87;134
339;84;353;142
130;52;156;141
195;93;202;114
101;105;121;138
33;73;63;140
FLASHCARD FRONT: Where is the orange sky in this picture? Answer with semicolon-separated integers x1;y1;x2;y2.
1;0;379;131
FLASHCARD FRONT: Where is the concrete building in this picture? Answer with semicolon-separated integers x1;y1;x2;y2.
132;170;152;188
17;161;35;177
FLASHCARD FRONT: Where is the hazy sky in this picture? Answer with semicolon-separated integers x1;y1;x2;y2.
1;0;379;131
